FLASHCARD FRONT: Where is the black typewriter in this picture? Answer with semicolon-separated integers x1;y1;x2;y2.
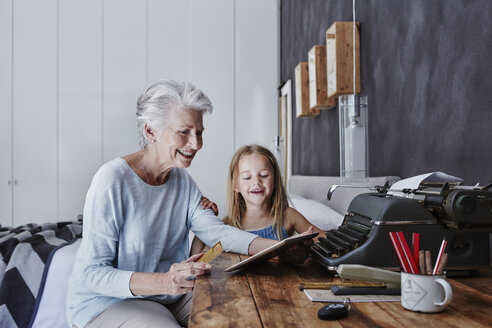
311;181;492;272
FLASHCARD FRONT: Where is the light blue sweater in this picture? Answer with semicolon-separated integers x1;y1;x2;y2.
66;158;258;327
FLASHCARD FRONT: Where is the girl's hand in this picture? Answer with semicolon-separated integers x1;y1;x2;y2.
201;196;219;216
160;253;211;295
279;226;315;265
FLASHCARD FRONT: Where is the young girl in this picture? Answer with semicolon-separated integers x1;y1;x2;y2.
192;145;324;254
223;144;324;240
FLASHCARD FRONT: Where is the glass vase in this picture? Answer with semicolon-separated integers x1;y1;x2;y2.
339;94;368;180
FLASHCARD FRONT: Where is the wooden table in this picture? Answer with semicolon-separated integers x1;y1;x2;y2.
189;252;492;328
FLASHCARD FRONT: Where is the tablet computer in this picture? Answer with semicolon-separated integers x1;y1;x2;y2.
224;232;319;272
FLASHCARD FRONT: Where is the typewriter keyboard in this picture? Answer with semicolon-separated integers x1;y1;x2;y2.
314;221;369;257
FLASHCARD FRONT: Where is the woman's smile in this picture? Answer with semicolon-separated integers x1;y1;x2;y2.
177;149;196;160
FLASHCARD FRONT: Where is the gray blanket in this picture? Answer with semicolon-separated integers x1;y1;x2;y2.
0;220;82;328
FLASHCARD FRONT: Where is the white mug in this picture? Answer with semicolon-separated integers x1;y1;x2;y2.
401;272;453;313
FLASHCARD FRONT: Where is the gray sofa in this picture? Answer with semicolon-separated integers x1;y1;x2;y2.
288;175;400;216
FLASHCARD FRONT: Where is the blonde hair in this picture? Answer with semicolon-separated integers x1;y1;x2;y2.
225;145;288;240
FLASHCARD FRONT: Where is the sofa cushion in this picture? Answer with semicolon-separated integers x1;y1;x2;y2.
288;175;400;215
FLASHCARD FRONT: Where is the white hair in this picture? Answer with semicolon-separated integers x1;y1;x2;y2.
136;80;213;149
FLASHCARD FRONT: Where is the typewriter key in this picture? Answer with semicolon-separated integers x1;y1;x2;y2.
318;303;350;320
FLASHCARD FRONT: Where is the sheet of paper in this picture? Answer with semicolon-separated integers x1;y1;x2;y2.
387;172;463;198
304;289;401;303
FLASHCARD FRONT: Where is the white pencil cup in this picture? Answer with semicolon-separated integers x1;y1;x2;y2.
401;272;453;313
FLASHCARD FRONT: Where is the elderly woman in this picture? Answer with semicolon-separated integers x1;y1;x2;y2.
66;80;310;328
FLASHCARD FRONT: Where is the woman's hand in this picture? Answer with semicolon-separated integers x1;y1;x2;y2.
279;226;315;265
163;253;211;294
129;253;211;296
201;196;219;216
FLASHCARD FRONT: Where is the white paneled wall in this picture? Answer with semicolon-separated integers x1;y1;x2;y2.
235;0;279;150
0;0;279;226
0;0;13;226
12;0;58;225
147;0;190;83
58;0;102;220
103;0;146;162
187;0;236;218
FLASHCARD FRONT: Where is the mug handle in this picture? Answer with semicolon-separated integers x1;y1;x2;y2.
434;278;453;307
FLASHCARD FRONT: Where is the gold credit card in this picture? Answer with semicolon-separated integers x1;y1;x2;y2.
197;241;223;263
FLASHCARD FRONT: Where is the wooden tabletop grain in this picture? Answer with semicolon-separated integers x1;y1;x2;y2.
189;252;492;328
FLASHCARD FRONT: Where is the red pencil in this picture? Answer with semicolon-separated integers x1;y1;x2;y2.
396;231;419;274
412;232;420;270
389;231;410;273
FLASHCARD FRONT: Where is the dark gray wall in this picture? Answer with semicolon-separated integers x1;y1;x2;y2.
281;0;492;184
